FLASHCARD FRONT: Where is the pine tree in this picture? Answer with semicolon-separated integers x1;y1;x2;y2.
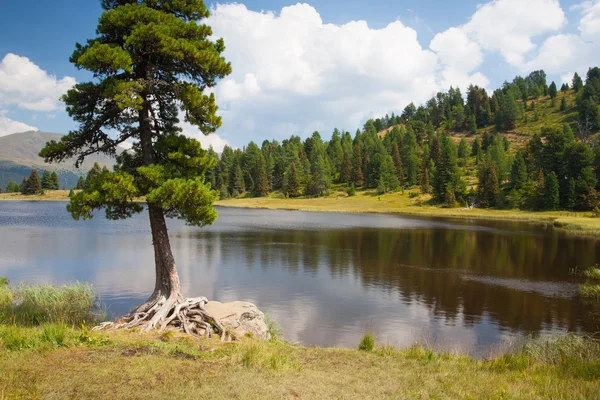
76;176;85;190
548;81;557;98
572;72;583;93
50;171;60;190
39;0;231;333
544;171;560;211
566;178;576;210
477;162;499;207
253;154;269;197
231;163;245;195
84;162;102;190
457;138;469;167
392;144;404;185
535;171;546;210
5;181;20;193
41;170;52;190
560;96;567;112
24;170;42;195
284;162;301;198
20;177;27;194
510;151;528;190
351;144;364;187
340;152;352;184
421;168;431;194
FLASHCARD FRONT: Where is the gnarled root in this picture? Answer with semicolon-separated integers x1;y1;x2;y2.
93;296;229;341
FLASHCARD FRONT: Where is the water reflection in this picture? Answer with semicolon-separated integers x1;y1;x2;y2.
0;202;598;355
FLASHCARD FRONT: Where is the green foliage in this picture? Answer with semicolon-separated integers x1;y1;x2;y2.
22;170;42;195
0;282;101;326
544;171;560;211
347;183;356;196
40;324;68;347
0;325;36;351
5;180;20;193
477;162;500;208
358;333;375;352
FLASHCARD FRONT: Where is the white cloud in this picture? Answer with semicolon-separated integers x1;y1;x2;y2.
208;3;443;145
0;53;76;112
430;27;489;90
0;114;38;137
462;0;565;66
522;0;599;75
180;120;231;153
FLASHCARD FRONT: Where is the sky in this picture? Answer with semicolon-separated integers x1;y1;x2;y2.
0;0;598;151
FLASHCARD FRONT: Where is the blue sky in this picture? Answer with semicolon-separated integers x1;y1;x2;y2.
0;0;598;149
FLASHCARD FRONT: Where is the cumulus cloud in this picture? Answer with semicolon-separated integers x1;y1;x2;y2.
180;120;231;153
462;0;565;66
0;114;38;137
0;53;76;112
523;0;599;75
208;3;442;145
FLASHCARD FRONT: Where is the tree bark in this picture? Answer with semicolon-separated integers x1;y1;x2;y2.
139;97;182;305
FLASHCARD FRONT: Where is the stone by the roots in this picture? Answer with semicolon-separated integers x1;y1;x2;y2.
204;301;271;341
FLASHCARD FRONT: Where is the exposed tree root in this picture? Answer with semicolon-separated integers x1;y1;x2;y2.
93;296;229;340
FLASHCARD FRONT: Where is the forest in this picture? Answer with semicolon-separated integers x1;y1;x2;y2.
207;67;600;211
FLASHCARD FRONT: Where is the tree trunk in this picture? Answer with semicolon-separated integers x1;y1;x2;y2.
138;97;182;307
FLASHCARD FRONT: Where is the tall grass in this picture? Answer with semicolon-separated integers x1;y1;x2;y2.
0;279;102;326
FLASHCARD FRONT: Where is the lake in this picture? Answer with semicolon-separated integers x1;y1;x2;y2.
0;201;598;356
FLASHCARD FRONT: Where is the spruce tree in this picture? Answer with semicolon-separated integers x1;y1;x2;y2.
457;138;469;167
351;144;364;187
24;170;42;195
544;171;560;211
340;152;352;185
5;181;19;193
572;72;583;93
535;171;546;210
392;144;404;185
560;96;567;112
50;171;60;190
477;162;499;207
76;176;85;190
566;178;576;210
284;162;301;198
510;151;528;190
41;170;52;190
253;154;269;197
39;0;232;335
548;81;557;98
20;177;27;194
84;162;102;190
421;168;431;194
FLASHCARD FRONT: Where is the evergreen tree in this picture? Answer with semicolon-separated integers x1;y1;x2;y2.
510;151;528;190
566;178;576;210
254;154;269;197
392;144;404;185
471;137;481;157
561;83;569;92
477;162;499;207
535;171;546;210
548;81;557;98
23;170;42;195
69;189;75;198
231;162;245;195
401;129;418;186
84;162;102;190
340;152;352;184
20;177;27;194
457;138;469;167
50;171;60;190
39;0;232;333
572;72;583;93
5;181;20;193
421;168;431;194
41;170;52;190
76;176;85;190
283;162;301;198
560;96;567;112
351;144;364;187
544;171;560;211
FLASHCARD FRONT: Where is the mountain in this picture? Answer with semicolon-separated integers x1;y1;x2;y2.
0;131;124;191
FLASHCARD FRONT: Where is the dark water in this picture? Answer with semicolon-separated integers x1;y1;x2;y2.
1;201;598;355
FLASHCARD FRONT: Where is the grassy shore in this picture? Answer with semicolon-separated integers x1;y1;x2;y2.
217;190;600;235
2;326;600;399
3;189;600;235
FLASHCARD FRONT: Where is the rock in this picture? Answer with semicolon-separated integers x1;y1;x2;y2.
205;301;271;341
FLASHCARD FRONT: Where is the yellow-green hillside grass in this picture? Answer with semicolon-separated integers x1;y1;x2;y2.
217;188;600;235
1;326;600;399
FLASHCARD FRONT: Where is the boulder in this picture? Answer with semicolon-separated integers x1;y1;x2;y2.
205;301;270;341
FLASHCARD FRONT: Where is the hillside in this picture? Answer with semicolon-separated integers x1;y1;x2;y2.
0;131;123;190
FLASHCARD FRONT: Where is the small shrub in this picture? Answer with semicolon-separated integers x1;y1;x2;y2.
0;325;35;351
347;184;356;197
580;283;600;299
40;324;68;347
374;344;396;357
583;266;600;280
265;315;280;341
0;277;8;287
358;333;375;352
159;330;175;342
408;191;419;199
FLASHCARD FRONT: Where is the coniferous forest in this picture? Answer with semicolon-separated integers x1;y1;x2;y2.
207;67;600;212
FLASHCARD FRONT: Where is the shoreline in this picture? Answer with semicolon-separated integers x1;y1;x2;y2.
3;190;599;235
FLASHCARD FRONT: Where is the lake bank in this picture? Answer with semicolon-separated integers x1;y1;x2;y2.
2;325;600;399
216;191;600;235
3;190;599;235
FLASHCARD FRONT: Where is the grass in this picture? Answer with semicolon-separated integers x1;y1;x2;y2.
1;326;600;399
217;188;600;235
358;332;375;351
0;189;72;201
0;280;102;326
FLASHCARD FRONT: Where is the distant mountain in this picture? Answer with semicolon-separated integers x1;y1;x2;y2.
0;131;125;191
